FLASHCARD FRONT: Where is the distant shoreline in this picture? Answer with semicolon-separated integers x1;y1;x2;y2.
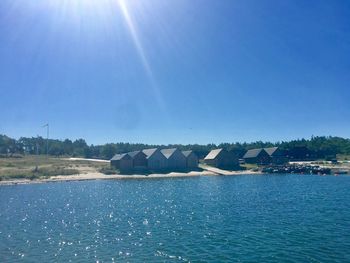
0;170;262;186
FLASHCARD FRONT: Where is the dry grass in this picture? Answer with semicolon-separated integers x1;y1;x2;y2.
0;155;109;180
337;154;350;161
240;163;259;170
99;166;120;175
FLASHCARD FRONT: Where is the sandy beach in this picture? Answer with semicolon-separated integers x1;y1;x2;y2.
0;169;262;186
0;156;262;186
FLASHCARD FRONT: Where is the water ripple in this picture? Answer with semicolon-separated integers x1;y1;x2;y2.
0;175;350;262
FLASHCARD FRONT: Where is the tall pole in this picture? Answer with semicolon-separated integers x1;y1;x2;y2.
36;138;39;156
35;135;39;172
46;123;49;158
42;123;49;158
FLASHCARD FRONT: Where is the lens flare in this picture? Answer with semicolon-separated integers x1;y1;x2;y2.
117;0;165;110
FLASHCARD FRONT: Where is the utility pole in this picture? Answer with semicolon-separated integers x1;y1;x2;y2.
36;136;39;156
35;135;39;172
42;123;49;158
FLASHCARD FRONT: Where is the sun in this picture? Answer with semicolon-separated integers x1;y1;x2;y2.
41;0;166;109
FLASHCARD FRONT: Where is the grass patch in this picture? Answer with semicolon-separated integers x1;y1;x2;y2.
0;167;79;181
337;154;350;161
240;163;258;170
0;154;24;159
99;166;119;175
0;155;108;180
35;167;79;177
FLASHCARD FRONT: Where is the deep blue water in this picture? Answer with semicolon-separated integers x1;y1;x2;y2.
1;174;350;262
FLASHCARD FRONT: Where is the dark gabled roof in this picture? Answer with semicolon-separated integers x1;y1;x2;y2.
161;148;178;159
128;150;146;158
264;147;279;156
243;148;265;159
204;149;223;160
111;153;131;161
182;150;193;157
142;148;158;159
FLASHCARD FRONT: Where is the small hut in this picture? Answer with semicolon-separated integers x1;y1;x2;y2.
243;148;271;165
142;148;167;170
204;149;239;168
128;150;148;169
264;147;287;164
182;150;198;168
110;153;133;171
161;148;187;169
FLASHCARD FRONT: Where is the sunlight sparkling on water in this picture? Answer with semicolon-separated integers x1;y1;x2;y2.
0;174;350;262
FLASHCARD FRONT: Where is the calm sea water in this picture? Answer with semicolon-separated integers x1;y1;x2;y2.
0;174;350;262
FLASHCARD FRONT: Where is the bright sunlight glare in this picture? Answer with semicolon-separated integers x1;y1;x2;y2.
40;0;166;110
117;0;165;110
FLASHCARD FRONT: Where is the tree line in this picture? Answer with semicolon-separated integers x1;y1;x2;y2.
1;134;350;160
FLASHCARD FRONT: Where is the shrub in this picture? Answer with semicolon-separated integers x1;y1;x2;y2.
33;168;79;177
28;174;37;180
99;167;119;175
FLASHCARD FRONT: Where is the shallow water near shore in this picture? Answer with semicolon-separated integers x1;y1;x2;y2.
1;174;350;262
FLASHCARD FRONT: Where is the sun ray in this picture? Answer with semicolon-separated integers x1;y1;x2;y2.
117;0;165;110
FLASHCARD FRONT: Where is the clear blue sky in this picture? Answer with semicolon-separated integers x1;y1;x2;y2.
1;0;350;145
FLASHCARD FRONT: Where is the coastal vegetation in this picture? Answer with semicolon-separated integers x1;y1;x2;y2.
0;155;108;181
1;134;350;160
240;163;259;170
99;166;119;175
